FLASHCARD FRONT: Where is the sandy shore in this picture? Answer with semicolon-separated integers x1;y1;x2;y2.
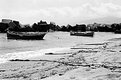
0;40;121;80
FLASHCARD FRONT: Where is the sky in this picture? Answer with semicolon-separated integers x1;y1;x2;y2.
0;0;121;25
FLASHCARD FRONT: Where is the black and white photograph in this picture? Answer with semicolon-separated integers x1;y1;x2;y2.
0;0;121;80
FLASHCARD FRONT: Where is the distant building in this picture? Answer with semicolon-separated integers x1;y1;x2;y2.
2;19;12;24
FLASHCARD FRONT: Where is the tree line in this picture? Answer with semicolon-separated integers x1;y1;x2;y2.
0;19;121;33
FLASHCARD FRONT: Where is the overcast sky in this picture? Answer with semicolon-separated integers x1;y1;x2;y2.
0;0;121;25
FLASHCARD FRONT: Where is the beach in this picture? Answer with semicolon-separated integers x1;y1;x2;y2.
0;32;121;80
0;38;121;80
1;0;121;79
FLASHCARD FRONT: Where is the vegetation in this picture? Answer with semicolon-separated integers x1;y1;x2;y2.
0;19;121;33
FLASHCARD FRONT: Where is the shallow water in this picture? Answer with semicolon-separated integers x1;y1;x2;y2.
1;32;121;54
0;32;121;64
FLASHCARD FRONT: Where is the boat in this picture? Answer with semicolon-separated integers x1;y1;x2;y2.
7;31;47;40
70;31;94;37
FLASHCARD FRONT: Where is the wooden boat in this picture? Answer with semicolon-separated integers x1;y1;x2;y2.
70;31;94;37
7;31;47;40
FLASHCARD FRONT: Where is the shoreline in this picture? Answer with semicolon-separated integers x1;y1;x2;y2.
0;47;71;64
1;40;121;80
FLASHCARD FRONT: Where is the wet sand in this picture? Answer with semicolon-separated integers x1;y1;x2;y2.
0;40;121;80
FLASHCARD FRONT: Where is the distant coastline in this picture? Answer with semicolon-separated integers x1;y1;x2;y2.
0;19;121;33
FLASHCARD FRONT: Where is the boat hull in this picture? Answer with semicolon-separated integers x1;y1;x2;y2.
70;31;94;37
7;31;47;40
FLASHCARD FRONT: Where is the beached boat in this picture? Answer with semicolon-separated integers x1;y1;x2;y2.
70;31;94;37
7;31;47;40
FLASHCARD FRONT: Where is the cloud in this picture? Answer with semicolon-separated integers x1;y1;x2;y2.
1;2;121;25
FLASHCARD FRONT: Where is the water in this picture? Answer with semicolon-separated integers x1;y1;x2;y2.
0;32;121;64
